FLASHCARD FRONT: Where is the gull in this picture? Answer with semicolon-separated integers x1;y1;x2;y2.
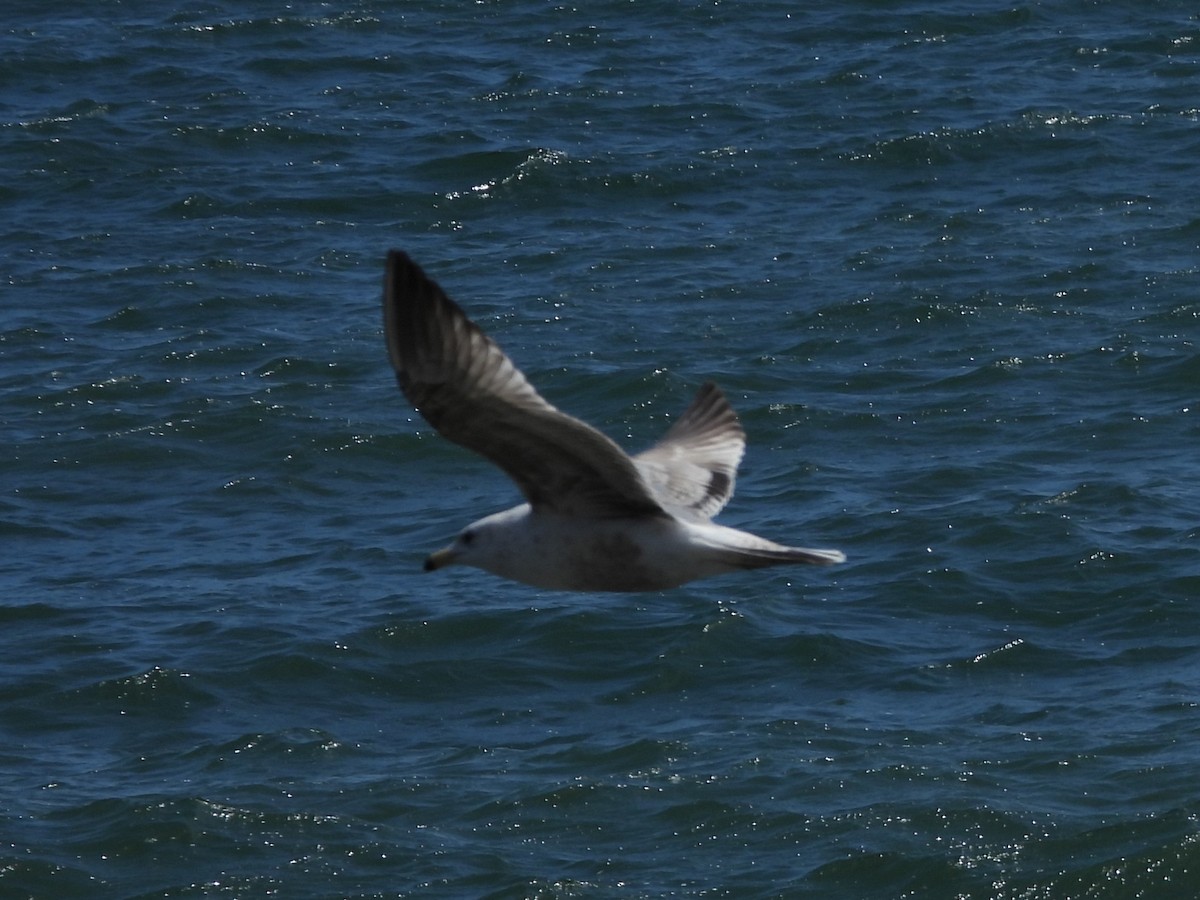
383;250;845;591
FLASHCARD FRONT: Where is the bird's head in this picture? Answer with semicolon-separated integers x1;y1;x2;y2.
423;505;531;576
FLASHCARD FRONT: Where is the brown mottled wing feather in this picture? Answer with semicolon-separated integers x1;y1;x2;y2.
383;250;665;519
633;382;746;522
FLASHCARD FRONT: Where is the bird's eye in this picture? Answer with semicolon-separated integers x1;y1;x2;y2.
461;530;475;545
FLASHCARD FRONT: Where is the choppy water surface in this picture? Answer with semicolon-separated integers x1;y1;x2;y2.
3;2;1199;896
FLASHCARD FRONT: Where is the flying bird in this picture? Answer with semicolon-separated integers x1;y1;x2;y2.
383;250;844;591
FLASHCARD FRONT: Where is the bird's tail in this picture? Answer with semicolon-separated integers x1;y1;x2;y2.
701;531;845;570
728;545;846;569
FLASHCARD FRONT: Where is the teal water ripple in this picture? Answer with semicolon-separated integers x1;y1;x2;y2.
4;0;1200;896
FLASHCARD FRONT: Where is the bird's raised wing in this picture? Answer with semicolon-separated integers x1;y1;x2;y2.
383;250;666;519
633;382;746;522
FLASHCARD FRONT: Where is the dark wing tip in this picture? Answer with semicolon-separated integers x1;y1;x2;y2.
382;250;408;373
383;249;420;303
383;249;474;396
382;249;428;375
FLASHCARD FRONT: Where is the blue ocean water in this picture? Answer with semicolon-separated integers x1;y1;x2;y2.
3;1;1199;896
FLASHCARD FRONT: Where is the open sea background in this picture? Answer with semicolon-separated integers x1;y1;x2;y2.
3;1;1199;897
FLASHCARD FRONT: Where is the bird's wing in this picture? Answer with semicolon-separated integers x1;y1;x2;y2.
632;382;746;522
383;250;666;519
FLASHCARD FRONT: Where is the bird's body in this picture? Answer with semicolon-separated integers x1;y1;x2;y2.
425;504;837;592
383;250;844;592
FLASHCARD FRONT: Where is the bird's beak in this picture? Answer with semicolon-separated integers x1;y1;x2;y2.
424;544;458;572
